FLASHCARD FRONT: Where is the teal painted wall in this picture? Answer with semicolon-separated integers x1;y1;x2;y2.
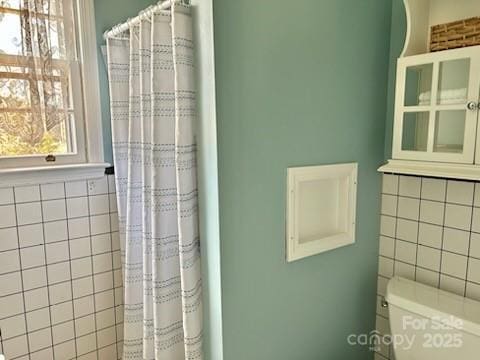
213;0;393;359
94;0;157;163
384;0;407;158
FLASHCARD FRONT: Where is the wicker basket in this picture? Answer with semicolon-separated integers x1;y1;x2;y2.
430;17;480;52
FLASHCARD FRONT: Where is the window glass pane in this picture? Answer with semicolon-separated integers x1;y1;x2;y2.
433;110;466;153
402;112;429;151
0;0;21;10
0;13;22;55
437;59;470;105
0;110;73;157
404;63;433;106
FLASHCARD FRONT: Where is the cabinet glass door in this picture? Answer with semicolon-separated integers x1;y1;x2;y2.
393;48;480;164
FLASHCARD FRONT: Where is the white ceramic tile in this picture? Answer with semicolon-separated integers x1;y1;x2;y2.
446;180;474;205
471;207;480;234
467;257;480;284
419;200;444;225
26;307;51;332
376;295;388;319
113;269;122;288
97;326;116;348
68;217;90;239
475;183;480;207
444;204;472;231
94;272;113;292
66;197;89;218
46;241;69;264
0;187;14;205
418;222;442;249
50;301;74;325
0;313;26;339
20;245;45;269
52;321;75;345
396;218;417;243
381;195;397;216
22;267;47;290
107;175;116;193
71;257;93;279
398;176;421;198
442;227;470;255
397;197;419;220
76;333;97;356
95;289;114;311
395;261;415;280
112;250;121;269
93;253;112;274
111;232;120;251
16;202;42;226
421;178;446;201
114;287;124;306
98;344;116;360
14;186;40;203
88;177;108;196
42;199;67;222
54;340;76;359
441;252;468;279
415;267;439;287
18;223;44;248
0;227;18;252
90;214;110;235
30;347;54;360
110;213;119;232
24;287;49;312
74;295;95;318
378;256;394;278
382;174;398;195
0;293;24;319
89;194;109;216
69;236;92;259
3;335;28;358
77;351;98;360
47;261;71;285
28;327;52;352
0;204;16;228
109;193;118;212
44;220;68;243
115;304;124;322
395;240;417;264
470;232;480;259
75;314;95;337
49;282;72;305
40;183;65;201
466;282;480;301
73;277;94;299
0;249;20;274
417;246;441;271
440;274;465;296
65;180;87;198
96;308;115;330
379;236;395;258
91;233;112;255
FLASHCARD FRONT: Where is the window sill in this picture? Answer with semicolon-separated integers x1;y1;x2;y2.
0;162;111;187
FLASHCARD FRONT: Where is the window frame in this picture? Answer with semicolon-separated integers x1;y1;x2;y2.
0;0;106;180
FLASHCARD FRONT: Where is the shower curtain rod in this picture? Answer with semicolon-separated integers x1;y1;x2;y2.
103;0;188;39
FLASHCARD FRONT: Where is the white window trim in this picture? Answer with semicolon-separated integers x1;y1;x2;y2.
0;0;109;187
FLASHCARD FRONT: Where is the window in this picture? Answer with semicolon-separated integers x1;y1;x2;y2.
0;0;103;171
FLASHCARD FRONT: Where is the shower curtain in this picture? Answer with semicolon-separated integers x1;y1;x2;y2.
106;3;202;359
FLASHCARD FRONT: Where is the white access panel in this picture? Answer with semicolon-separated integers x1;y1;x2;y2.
286;163;358;262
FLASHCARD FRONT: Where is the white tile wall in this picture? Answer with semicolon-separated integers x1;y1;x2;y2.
376;174;480;360
0;175;123;360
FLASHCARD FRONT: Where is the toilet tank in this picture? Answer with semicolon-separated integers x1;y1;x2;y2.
385;277;480;360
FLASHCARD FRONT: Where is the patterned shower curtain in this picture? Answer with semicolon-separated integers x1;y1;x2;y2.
106;3;202;359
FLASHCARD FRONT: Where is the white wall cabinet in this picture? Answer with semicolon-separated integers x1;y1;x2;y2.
380;46;480;180
392;46;480;164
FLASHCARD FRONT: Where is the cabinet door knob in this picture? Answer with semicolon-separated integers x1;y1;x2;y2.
467;101;478;111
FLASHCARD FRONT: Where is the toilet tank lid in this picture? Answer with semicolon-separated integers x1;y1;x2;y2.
386;277;480;336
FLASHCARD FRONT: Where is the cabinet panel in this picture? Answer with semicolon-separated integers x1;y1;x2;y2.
393;47;480;165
